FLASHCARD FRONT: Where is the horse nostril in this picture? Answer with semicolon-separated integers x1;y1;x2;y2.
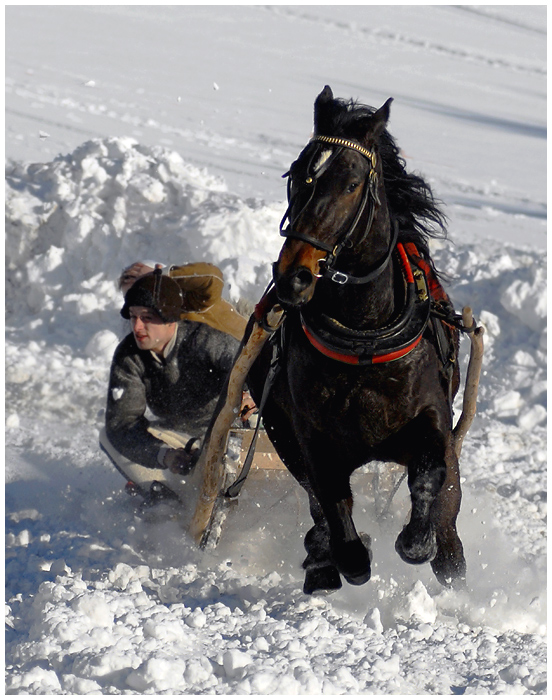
291;269;314;292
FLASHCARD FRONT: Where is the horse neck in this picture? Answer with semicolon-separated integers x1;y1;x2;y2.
315;206;397;330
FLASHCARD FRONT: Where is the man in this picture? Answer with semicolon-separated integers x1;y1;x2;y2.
100;266;253;509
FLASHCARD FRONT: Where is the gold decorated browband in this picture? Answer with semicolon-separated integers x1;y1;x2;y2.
310;135;377;168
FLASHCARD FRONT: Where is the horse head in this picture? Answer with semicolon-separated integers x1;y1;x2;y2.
273;86;393;308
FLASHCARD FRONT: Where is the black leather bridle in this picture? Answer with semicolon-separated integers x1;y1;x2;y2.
279;135;398;286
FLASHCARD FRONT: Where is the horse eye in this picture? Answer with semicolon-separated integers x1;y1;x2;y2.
348;182;360;193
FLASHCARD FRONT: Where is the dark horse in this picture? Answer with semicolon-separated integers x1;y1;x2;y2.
249;86;466;595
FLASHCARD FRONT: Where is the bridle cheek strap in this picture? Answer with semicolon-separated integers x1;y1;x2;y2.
321;217;399;286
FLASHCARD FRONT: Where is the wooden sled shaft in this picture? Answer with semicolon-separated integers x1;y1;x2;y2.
453;306;485;459
189;304;284;545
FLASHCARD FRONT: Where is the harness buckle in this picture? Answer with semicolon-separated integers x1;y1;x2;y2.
413;269;429;302
331;270;349;285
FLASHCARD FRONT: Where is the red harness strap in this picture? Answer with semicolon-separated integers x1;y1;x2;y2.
301;323;361;363
402;241;449;304
254;286;279;323
302;318;423;365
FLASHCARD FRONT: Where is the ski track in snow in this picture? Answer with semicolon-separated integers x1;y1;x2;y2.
5;5;546;696
269;5;546;76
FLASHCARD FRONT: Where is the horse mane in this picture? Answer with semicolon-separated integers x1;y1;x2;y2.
322;98;448;270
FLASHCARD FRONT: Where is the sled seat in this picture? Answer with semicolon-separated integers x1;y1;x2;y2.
225;428;287;472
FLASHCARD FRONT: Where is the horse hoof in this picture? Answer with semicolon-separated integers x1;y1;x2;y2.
343;568;372;586
332;535;372;586
303;564;342;595
431;552;467;588
395;526;437;565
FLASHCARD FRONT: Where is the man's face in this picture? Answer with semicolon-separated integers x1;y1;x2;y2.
129;306;176;354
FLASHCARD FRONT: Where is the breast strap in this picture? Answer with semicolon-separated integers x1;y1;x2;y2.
300;243;431;365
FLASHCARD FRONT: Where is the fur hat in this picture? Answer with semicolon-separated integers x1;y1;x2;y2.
120;268;183;323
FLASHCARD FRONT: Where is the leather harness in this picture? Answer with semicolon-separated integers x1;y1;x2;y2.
300;241;431;365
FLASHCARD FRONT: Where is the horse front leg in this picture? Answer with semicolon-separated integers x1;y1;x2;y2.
302;493;343;595
394;410;447;565
302;440;372;589
291;461;370;594
394;448;444;565
394;412;466;587
260;400;344;594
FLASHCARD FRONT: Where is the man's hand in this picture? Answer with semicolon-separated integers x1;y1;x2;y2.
120;262;155;294
163;448;195;475
240;391;257;423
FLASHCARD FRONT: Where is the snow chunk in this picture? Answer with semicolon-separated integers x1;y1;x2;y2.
126;657;186;692
364;607;384;633
6;413;20;428
501;267;546;333
85;329;119;360
223;649;252;678
517;404;546;430
6;666;61;694
493;390;523;417
143;616;185;642
395;580;437;624
184;658;213;685
62;675;102;694
71;592;113;628
185;608;207;628
108;562;150;590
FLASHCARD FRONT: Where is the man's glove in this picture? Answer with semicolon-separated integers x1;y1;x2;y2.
240;390;257;423
162;441;200;475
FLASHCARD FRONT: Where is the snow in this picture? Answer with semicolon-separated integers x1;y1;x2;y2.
5;5;546;696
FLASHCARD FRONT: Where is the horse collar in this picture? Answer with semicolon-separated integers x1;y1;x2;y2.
300;243;431;365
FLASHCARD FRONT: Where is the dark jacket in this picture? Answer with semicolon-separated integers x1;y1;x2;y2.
105;320;240;468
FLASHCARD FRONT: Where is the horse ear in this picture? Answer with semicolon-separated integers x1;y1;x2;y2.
313;85;335;134
371;97;393;136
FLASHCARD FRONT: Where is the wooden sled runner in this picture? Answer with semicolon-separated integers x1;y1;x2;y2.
188;297;484;550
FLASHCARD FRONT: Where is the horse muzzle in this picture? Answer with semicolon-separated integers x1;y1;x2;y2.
272;261;317;307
